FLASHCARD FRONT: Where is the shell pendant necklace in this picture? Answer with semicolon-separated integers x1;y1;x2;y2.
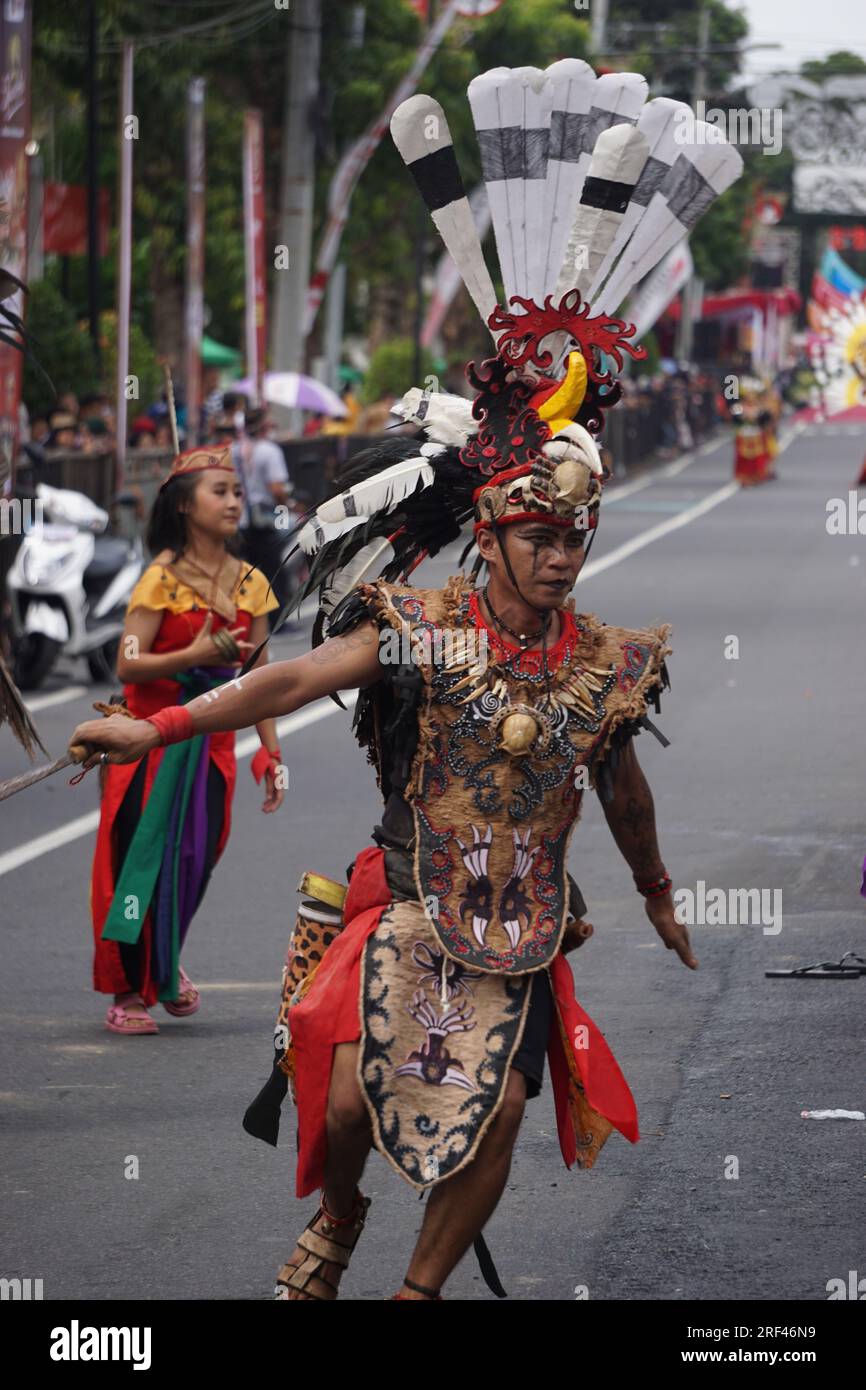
480;586;557;758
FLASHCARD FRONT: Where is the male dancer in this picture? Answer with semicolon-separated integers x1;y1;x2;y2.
72;60;742;1299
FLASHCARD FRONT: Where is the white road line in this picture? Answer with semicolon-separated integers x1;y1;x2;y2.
0;693;358;878
605;432;725;502
578;481;740;582
662;447;709;479
0;808;101;878
579;421;805;584
607;444;700;503
25;685;89;714
605;473;658;504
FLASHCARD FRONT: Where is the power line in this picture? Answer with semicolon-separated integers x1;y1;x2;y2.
38;0;279;56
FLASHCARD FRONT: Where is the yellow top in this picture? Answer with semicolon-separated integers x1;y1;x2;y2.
127;559;279;618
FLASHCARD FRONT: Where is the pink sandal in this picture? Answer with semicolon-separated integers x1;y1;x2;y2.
162;966;201;1018
105;994;159;1035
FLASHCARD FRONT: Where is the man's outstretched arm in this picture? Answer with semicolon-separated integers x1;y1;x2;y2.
69;621;383;767
598;738;697;970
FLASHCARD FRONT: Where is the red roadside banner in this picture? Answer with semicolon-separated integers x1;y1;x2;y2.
243;109;266;406
43;183;109;257
0;0;32;494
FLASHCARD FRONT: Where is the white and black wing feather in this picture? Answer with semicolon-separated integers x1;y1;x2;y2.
391;94;498;331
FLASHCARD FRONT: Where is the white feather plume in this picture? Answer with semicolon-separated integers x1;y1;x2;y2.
390;388;475;447
316;455;436;525
296;513;367;557
320;537;396;619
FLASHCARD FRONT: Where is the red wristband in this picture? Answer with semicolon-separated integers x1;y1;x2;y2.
251;745;282;784
145;706;194;746
635;872;672;899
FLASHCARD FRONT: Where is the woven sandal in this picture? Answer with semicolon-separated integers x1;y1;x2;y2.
274;1189;370;1301
162;966;201;1017
105;994;159;1035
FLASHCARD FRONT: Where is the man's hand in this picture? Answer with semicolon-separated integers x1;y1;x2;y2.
70;714;161;769
644;892;698;969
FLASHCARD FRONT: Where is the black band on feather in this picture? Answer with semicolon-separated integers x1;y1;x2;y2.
409;145;466;212
580;175;632;214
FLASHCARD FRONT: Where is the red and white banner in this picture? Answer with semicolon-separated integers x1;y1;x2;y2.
626;240;693;342
0;0;31;492
115;42;134;484
456;1;504;14
184;78;206;446
305;0;473;339
243;109;266;405
405;0;503;14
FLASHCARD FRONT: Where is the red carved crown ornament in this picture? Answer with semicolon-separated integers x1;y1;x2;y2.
458;291;645;481
489;288;646;385
458;356;552;477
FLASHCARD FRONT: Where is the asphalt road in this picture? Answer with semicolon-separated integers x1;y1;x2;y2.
2;419;865;1301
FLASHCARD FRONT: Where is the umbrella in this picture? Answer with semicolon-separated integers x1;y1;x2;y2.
233;372;348;418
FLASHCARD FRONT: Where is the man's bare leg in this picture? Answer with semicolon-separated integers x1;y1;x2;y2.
278;1041;374;1300
397;1067;528;1299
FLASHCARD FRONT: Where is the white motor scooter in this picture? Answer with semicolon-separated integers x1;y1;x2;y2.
7;482;143;689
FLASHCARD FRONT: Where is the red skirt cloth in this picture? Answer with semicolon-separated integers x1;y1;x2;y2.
289;847;639;1198
734;436;772;484
90;606;242;1003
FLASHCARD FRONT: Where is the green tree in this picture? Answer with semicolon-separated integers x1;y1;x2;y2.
28;0;759;373
602;0;748;102
361;338;436;405
801;51;866;82
21;279;98;419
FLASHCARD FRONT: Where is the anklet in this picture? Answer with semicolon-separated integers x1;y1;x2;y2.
402;1275;442;1299
319;1188;363;1233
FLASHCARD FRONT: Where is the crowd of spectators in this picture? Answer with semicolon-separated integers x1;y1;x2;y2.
18;362;735;478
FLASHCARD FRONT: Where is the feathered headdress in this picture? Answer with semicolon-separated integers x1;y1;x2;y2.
276;62;743;639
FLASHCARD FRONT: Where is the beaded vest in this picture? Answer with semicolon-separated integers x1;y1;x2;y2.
360;576;670;976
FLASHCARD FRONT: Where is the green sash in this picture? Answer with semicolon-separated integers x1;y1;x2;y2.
100;671;225;1001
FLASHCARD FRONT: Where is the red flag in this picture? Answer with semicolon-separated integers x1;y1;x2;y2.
43;183;109;256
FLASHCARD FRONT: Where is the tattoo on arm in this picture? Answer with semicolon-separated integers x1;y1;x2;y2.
310;626;377;664
622;795;649;838
602;753;665;879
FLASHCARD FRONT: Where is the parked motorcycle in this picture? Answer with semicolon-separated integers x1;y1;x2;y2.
7;482;143;690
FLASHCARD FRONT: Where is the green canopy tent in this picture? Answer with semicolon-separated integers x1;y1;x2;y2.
201;335;242;368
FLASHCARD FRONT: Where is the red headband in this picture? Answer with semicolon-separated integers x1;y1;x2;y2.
158;445;237;492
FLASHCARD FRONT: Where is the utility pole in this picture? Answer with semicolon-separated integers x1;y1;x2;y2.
680;2;712;367
692;2;711;109
591;0;609;59
86;0;101;371
271;0;321;432
413;0;435;383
